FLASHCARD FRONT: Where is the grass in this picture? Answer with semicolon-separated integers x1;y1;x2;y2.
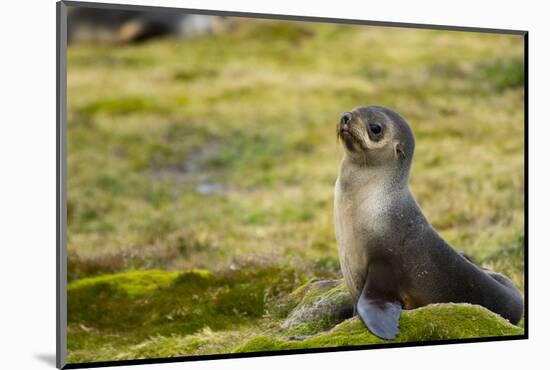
66;17;524;363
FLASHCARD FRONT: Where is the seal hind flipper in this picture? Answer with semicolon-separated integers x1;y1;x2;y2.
357;295;401;340
356;261;402;340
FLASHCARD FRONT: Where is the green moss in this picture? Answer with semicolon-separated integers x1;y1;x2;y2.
78;96;169;116
173;269;213;285
304;282;348;303
235;303;524;353
68;271;524;363
68;270;180;298
68;264;304;360
480;57;524;91
68;326;261;363
173;68;218;81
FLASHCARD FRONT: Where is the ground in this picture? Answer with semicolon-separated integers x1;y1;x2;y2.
66;17;525;363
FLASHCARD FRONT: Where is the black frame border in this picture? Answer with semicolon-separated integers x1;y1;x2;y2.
57;1;529;369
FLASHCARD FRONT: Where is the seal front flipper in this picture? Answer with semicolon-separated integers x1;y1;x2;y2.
356;260;402;340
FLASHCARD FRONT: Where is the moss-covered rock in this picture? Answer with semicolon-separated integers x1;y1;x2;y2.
235;303;524;352
279;279;353;336
68;271;524;363
270;278;336;318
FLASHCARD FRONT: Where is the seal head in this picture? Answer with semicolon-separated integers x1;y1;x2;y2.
337;106;414;168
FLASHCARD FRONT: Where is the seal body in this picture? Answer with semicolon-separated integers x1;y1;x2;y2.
334;106;523;339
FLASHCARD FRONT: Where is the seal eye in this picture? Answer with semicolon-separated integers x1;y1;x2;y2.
369;123;382;135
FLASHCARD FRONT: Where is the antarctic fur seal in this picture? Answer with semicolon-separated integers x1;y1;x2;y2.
333;106;523;339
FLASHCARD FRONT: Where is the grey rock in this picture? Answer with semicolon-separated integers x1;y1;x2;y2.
281;280;354;332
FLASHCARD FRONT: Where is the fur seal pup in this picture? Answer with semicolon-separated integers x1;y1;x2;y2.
334;106;523;339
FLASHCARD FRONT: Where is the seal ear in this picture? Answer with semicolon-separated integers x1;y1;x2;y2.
357;260;402;340
393;142;406;160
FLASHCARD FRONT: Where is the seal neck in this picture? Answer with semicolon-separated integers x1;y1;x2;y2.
339;155;410;194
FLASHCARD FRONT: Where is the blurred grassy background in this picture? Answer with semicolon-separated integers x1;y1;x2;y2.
66;17;524;362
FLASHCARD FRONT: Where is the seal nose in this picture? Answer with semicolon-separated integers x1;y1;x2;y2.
341;112;352;125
